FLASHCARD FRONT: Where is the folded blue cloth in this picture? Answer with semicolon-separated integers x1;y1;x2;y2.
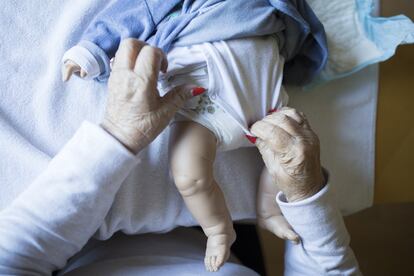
307;0;414;85
78;0;328;85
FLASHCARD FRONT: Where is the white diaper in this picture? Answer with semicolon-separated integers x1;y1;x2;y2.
158;36;288;152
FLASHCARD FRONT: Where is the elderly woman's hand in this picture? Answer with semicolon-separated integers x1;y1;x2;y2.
251;107;325;202
101;39;203;154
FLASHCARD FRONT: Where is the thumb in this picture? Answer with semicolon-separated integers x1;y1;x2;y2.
161;85;206;112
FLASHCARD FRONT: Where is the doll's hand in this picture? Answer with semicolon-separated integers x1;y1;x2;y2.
62;60;87;82
100;38;204;154
251;107;325;202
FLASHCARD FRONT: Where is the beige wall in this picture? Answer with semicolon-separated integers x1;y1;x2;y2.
260;1;414;275
375;1;414;203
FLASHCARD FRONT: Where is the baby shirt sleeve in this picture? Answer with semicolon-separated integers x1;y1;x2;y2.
62;0;179;81
277;184;362;275
0;122;139;275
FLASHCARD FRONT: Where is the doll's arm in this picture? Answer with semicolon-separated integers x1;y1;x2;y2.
62;0;180;81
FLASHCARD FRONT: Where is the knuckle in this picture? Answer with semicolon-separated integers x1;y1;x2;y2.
121;38;140;48
251;120;265;134
291;109;301;118
286;109;303;123
141;46;161;60
285;107;297;113
280;113;289;120
277;113;290;125
282;107;297;117
280;106;292;112
267;112;278;122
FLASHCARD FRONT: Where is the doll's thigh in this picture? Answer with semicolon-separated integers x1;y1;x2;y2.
170;121;217;160
169;121;218;178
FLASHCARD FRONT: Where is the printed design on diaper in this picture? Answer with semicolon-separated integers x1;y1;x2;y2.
193;94;221;115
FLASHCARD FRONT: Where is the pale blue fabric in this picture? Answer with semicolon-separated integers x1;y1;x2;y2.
310;0;414;85
79;0;328;85
354;0;414;72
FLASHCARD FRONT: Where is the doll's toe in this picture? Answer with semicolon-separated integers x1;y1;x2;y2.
205;255;216;272
259;215;300;243
284;229;300;244
204;233;234;272
215;253;227;271
205;254;223;272
211;256;218;272
204;256;210;272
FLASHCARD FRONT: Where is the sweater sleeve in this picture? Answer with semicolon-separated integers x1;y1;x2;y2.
62;0;155;81
63;0;181;81
0;121;139;275
277;184;362;276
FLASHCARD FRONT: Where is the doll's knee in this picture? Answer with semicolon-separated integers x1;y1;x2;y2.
173;173;215;197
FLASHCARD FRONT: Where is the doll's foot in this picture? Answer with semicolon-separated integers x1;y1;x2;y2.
258;215;300;244
204;229;236;272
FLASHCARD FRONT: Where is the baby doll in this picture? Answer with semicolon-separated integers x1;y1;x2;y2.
159;37;300;272
62;0;327;272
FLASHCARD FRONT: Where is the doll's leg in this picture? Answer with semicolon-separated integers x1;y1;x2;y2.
257;166;300;243
170;121;236;272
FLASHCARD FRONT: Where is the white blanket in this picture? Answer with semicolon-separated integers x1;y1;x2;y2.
0;0;376;233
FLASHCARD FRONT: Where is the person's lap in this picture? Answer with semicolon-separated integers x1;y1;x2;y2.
59;227;258;276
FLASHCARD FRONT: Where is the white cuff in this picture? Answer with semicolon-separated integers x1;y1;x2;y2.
277;184;362;274
276;183;329;206
276;183;349;247
276;184;333;226
77;121;138;160
62;45;101;79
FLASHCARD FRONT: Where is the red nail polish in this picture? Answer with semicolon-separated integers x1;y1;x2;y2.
268;108;278;114
192;87;206;96
245;135;257;144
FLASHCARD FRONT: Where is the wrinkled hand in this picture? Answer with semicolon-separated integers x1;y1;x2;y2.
251;107;325;202
101;38;202;154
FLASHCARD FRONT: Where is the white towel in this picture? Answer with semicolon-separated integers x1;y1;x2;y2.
0;0;377;235
0;1;261;236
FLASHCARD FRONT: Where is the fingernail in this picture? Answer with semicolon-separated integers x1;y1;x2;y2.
268;108;278;114
191;87;206;96
245;135;257;144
